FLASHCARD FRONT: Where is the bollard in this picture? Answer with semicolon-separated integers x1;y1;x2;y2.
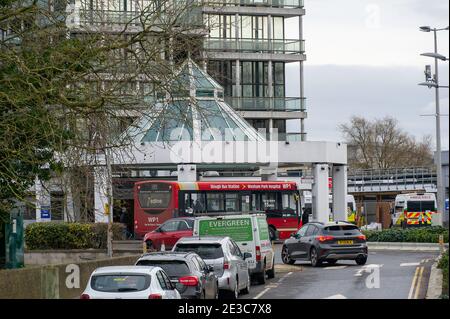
142;241;147;254
439;234;444;253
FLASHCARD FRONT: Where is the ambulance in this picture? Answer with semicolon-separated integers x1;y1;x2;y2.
392;193;437;228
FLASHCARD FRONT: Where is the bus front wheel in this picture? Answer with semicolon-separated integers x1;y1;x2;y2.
269;227;277;241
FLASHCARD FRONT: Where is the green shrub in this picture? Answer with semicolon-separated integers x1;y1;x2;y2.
438;250;449;297
90;223;127;249
25;222;126;250
363;226;449;243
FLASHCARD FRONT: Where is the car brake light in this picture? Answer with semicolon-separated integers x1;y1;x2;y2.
255;246;261;262
357;235;366;241
149;293;162;299
317;235;334;242
223;261;230;270
179;276;199;286
80;294;90;299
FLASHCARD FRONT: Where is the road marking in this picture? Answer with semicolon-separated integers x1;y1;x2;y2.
325;294;347;299
253;288;271;300
324;266;347;270
414;267;425;299
253;272;292;299
401;262;421;267
277;272;293;283
354;264;383;277
408;267;420;299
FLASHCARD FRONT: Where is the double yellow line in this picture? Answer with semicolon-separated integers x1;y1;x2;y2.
408;266;425;299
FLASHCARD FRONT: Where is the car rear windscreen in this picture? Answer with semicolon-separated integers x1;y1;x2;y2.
136;260;191;277
323;225;360;235
91;274;150;292
174;243;224;259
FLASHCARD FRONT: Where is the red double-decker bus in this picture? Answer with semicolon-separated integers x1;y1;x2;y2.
133;180;301;240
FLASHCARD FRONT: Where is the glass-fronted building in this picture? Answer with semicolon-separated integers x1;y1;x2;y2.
68;0;307;141
202;1;306;141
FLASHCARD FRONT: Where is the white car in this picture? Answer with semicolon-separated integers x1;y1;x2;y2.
80;266;181;299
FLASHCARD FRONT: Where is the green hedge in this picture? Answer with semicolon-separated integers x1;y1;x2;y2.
363;226;449;243
25;222;126;250
438;250;449;298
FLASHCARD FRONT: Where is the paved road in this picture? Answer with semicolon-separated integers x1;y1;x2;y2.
241;245;438;299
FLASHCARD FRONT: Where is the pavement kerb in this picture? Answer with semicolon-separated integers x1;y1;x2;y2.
426;256;444;299
367;242;448;252
274;241;448;252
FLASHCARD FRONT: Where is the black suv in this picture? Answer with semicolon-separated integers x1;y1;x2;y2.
135;252;219;299
281;222;368;267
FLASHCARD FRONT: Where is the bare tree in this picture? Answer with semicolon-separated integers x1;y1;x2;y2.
339;116;433;170
0;0;210;220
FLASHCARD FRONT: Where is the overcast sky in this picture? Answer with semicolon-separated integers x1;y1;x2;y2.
285;0;449;150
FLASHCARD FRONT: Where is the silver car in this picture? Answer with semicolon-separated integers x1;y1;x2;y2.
172;236;251;299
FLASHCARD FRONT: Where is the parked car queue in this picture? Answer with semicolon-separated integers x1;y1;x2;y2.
82;214;274;299
81;216;369;299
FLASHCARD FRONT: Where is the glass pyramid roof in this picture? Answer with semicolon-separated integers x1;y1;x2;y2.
128;59;265;142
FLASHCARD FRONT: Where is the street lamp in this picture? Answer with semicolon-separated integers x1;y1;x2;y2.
418;26;449;226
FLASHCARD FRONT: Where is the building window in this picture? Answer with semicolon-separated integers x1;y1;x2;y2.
272;16;284;40
208;61;235;97
241;61;268;97
205;14;236;39
273;62;285;97
240;16;268;40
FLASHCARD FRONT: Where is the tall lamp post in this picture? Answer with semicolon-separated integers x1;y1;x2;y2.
418;26;449;226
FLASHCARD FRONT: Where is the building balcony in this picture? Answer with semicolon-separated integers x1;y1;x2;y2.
225;96;306;112
204;37;304;55
204;0;304;9
74;8;203;30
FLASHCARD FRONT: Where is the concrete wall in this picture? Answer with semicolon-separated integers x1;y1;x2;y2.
0;255;141;299
25;250;137;266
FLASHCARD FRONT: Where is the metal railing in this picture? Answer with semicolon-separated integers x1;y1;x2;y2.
225;96;306;111
77;8;203;28
348;167;438;193
203;0;304;8
256;132;306;141
204;37;304;54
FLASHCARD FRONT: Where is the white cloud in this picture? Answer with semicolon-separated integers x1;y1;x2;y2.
287;0;450;150
302;0;449;66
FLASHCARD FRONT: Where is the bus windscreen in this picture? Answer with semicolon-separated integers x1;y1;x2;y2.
138;185;172;209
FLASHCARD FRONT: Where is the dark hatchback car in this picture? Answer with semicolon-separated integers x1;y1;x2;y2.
281;222;368;267
135;252;219;299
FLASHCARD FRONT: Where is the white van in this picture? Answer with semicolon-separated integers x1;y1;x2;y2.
192;214;275;284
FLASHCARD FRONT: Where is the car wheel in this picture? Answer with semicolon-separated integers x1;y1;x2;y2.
310;247;322;267
241;274;251;295
215;282;220;299
267;259;275;279
355;255;368;266
255;267;266;285
281;246;295;265
231;278;239;299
